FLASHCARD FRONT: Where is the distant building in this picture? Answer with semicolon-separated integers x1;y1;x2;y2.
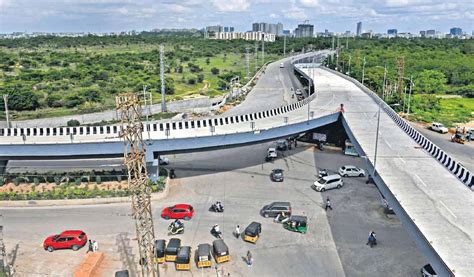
282;30;290;36
387;29;397;35
419;30;426;37
206;25;223;33
294;24;314;38
210;31;275;42
426;29;436;36
356;22;362;36
223;26;235;32
252;22;284;36
450;27;462;36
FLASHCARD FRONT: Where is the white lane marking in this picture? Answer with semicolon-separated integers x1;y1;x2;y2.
398;156;406;164
383;139;392;149
440;201;457;219
414;174;427;187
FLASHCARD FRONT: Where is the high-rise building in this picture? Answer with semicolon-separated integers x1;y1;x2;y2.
426;29;436;37
252;22;284;36
419;30;426;37
276;23;283;36
206;25;223;33
450;27;462;36
356;22;362;36
387;29;397;35
223;26;235;33
252;23;259;32
294;24;314;38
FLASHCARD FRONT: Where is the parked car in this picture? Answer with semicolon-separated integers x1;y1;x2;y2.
430;122;448;134
270;169;284;182
280;62;284;68
338;165;365;177
43;230;88;252
161;204;194;220
311;174;343;192
295;89;303;96
420;264;437;277
260;202;291;218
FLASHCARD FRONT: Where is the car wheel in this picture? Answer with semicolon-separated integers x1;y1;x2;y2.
359;173;364;177
184;216;190;221
343;174;348;177
47;246;54;252
337;185;342;189
264;213;269;218
72;245;79;251
320;188;326;192
164;215;170;220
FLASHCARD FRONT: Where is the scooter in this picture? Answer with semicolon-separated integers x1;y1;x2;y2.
210;227;222;239
168;222;184;235
209;203;224;213
318;169;328;178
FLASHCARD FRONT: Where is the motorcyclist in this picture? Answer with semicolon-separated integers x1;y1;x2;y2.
367;231;377;247
216;201;223;212
211;224;222;238
173;219;183;228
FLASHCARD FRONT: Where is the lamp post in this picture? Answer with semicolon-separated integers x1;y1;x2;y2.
372;102;399;178
361;57;366;85
373;65;387;100
401;76;414;114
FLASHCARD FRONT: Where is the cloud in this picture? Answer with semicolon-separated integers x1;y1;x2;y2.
283;5;308;20
270;13;279;18
299;0;319;8
212;0;251;12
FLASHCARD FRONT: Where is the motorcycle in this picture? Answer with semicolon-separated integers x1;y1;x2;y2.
210;226;222;239
209;203;224;213
169;169;176;179
318;169;328;178
274;213;289;224
368;235;377;248
168;222;184;236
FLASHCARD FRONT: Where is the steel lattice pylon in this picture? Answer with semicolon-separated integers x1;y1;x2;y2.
116;93;158;277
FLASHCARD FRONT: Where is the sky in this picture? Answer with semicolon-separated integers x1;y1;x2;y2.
0;0;473;34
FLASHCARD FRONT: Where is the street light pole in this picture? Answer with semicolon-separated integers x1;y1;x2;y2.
361;57;366;85
372;102;399;177
407;75;413;115
347;54;351;76
2;95;9;128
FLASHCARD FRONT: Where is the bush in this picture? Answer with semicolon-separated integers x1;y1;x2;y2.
211;67;220;75
67;119;80;126
54;176;61;186
197;74;204;83
0;178;4;186
13;178;20;186
187;78;196;85
75;178;81;186
33;178;40;186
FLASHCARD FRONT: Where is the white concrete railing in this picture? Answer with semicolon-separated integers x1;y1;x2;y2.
0;93;317;145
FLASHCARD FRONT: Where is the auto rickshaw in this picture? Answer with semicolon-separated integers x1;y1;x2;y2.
196;243;212;268
165;238;181;262
243;221;262;243
175;246;192;271
451;133;465;144
212;239;230;264
283;215;308;234
154;239;166;264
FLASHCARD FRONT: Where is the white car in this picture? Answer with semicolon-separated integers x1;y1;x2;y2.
311;174;343;192
267;148;277;158
159;156;169;165
280;62;284;68
430;122;448;134
338;165;365;177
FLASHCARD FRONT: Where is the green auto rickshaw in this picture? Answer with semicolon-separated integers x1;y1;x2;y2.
283;215;307;234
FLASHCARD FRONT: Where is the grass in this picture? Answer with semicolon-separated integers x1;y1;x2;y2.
407;95;474;127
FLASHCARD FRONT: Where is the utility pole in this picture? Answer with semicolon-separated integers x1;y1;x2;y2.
346;37;348;49
245;47;250;79
407;75;413;115
331;36;335;50
2;95;10;128
160;45;166;113
348;54;352;75
283;35;286;56
261;35;265;65
254;41;258;70
116;93;158;277
142;85;151;122
362;57;366;85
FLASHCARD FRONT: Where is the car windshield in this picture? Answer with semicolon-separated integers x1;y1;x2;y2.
53;235;60;241
318;178;326;184
341;166;346;170
273;169;283;175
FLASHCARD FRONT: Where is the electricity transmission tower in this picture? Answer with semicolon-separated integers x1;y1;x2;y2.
116;93;158;277
396;56;405;97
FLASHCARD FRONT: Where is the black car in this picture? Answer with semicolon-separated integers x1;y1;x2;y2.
270;169;284;182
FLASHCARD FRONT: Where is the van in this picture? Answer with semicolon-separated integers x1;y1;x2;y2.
260;202;291;218
311;174;343;192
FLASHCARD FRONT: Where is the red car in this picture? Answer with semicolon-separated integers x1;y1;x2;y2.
43;230;88;252
161;204;194;220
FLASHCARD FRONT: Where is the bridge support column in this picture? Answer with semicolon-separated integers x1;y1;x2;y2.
0;160;7;176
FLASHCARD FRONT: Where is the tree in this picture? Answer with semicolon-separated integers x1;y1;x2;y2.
197;74;204;83
414;70;447;94
67;119;80;126
211;67;219;75
205;57;210;65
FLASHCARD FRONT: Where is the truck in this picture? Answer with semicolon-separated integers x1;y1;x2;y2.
430;122;448;134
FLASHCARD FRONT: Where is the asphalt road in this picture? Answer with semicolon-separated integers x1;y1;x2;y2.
410;123;474;172
2;142;426;276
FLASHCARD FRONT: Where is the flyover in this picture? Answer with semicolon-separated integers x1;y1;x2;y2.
0;53;473;276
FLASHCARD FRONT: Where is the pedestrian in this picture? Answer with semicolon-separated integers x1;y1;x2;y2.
92;240;99;252
338;103;345;113
235;225;241;239
294;139;297;147
325;197;333;211
246;250;253;267
87;239;93;253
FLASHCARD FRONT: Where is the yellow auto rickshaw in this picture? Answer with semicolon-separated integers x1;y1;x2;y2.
196;243;212;268
165;238;181;262
212;239;230;264
175;246;192;271
154;239;166;264
243;221;262;243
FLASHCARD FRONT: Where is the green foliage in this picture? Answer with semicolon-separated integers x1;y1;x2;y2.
67;119;81;126
414;70;447;94
211;67;220;75
408;95;474;126
33;178;40;186
0;178;4;186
